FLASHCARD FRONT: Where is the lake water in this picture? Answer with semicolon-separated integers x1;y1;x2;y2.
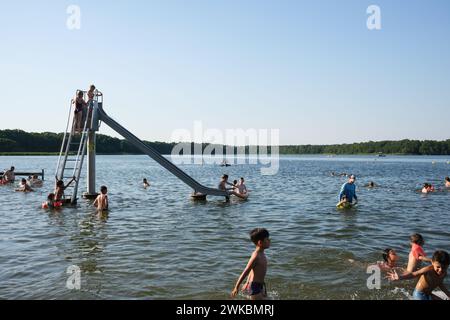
0;155;449;300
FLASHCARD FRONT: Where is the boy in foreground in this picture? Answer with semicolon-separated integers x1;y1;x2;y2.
231;228;270;300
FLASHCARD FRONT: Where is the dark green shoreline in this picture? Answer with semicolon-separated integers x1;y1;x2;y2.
1;152;447;157
1;129;450;156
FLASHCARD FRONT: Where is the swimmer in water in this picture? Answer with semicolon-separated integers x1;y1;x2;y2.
143;178;150;189
422;183;435;194
365;181;376;188
445;177;450;188
29;175;43;187
42;193;61;209
378;248;400;272
2;166;15;183
93;185;109;211
16;178;33;192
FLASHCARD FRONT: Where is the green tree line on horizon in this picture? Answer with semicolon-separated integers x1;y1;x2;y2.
1;129;450;155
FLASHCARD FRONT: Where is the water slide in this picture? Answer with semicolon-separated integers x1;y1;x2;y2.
96;104;229;197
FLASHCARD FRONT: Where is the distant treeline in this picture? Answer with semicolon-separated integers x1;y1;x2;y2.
280;140;450;155
1;130;449;155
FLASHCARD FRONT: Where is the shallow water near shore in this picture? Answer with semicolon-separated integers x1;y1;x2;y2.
0;154;449;299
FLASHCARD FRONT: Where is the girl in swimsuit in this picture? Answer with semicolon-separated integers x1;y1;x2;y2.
74;91;87;133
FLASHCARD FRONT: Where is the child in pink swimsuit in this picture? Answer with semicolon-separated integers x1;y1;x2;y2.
407;233;432;273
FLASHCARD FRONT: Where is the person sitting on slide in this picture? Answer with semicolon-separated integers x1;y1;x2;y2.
219;175;235;192
338;175;358;205
233;179;239;190
219;174;237;200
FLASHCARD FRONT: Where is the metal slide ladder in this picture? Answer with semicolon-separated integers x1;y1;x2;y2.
55;90;91;204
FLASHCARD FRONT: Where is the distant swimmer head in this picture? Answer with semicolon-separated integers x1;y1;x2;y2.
21;178;26;184
382;248;398;264
410;233;425;246
369;181;375;187
90;84;96;90
47;193;55;201
11;166;15;171
100;185;107;194
349;175;356;183
56;180;64;187
222;174;229;181
233;180;238;186
240;177;245;182
432;250;450;276
445;177;450;182
77;91;84;98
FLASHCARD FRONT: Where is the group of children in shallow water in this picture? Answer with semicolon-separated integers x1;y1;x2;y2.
9;175;42;193
42;181;108;212
377;233;450;300
218;174;248;198
422;177;450;193
42;176;153;211
4;161;448;300
230;230;449;300
332;171;450;193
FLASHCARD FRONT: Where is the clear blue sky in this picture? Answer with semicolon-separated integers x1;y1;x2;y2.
1;0;449;145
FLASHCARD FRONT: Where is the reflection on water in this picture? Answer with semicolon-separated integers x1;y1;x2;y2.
0;155;449;299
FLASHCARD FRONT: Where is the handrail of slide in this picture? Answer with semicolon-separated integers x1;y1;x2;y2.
55;99;76;180
96;105;229;197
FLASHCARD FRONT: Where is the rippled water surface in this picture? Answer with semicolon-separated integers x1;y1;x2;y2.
1;155;449;299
